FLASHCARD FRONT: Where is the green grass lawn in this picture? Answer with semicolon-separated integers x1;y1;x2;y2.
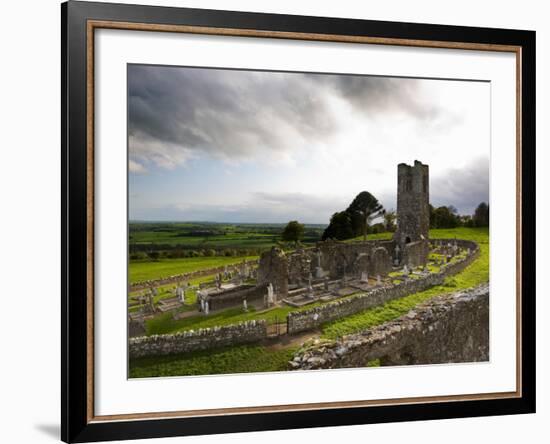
129;344;297;378
129;256;257;284
320;227;489;340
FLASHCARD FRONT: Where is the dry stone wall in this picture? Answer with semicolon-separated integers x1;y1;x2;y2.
289;284;489;370
129;320;267;358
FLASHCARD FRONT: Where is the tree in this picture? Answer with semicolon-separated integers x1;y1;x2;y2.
322;191;385;241
282;220;305;245
383;210;397;232
431;206;461;228
346;191;385;240
322;211;354;241
473;202;489;227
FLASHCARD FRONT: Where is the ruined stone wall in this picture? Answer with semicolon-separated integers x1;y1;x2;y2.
207;283;268;311
128;320;267;358
287;241;479;335
316;240;395;279
289;284;489;370
370;247;393;276
257;247;289;298
402;240;429;268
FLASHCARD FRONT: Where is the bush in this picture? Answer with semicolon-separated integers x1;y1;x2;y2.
129;251;148;261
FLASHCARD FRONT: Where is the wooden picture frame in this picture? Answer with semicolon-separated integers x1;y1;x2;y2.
61;1;536;442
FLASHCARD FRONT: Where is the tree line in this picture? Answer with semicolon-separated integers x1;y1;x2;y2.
282;191;490;243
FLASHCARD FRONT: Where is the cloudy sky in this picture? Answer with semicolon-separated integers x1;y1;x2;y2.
128;64;490;224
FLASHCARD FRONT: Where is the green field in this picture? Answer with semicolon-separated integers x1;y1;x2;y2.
129;256;257;284
129;226;489;377
129;344;297;378
129;221;325;251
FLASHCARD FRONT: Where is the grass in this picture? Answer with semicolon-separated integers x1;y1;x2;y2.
129;256;257;284
320;227;489;340
129;344;298;378
144;297;336;336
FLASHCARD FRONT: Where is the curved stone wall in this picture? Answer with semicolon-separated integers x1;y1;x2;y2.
289;284;489;370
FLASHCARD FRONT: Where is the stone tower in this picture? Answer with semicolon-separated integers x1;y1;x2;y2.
395;160;430;249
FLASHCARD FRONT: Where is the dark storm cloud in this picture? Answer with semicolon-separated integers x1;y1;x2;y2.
430;157;490;215
128;65;442;170
317;76;441;122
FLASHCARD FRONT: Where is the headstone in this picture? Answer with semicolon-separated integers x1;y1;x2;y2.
243;299;248;312
394;244;401;264
204;301;209;315
403;265;409;275
360;271;369;283
267;283;274;306
176;287;184;303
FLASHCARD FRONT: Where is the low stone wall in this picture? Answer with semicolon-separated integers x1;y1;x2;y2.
130;258;258;292
286;239;479;335
129;320;267;358
289;284;489;370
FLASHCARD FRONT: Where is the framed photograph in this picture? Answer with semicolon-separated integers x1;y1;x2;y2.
61;1;535;442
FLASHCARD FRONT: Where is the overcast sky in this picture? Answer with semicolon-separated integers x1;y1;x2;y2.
128;64;490;224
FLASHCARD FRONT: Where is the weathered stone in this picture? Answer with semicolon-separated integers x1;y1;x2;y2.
289;284;489;370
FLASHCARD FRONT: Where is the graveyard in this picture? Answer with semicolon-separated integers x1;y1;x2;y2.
128;161;490;377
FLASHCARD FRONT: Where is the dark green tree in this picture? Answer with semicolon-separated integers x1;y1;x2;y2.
346;191;385;240
322;211;354;240
282;220;305;245
473;202;490;227
431;206;461;228
322;191;384;241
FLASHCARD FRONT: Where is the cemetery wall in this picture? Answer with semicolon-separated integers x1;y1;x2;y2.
129;320;267;358
289;284;489;370
286;239;479;334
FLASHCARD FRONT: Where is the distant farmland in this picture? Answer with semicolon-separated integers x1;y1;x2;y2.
129;221;326;256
